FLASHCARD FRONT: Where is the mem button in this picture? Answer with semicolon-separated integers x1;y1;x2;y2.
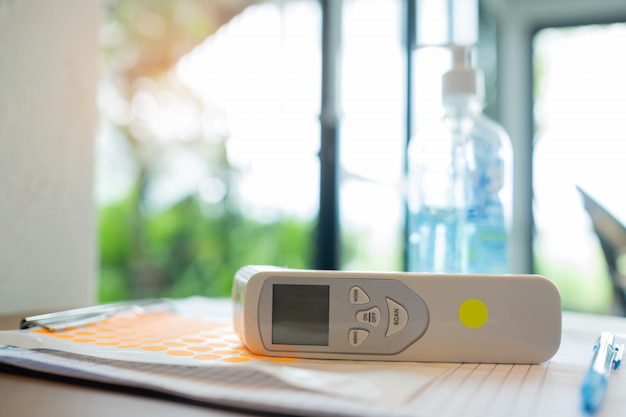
349;329;370;347
385;298;408;337
349;286;370;304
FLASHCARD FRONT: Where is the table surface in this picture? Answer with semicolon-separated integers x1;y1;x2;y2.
0;372;249;417
0;313;22;330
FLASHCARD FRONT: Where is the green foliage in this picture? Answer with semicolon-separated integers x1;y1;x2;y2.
98;192;314;302
102;0;252;79
97;1;317;303
535;250;613;314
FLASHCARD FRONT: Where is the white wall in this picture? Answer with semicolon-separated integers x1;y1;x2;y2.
0;0;101;315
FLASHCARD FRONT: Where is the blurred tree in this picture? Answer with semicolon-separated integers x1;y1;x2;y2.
103;0;256;79
98;0;314;302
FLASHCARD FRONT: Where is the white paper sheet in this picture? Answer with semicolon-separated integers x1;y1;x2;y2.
1;298;626;416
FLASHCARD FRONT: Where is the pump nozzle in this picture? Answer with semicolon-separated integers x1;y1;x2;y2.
442;44;484;102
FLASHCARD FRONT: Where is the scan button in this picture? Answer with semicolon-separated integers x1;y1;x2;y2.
386;298;408;337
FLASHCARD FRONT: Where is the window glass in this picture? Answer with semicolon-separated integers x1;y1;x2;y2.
533;24;626;312
339;0;405;270
97;1;321;301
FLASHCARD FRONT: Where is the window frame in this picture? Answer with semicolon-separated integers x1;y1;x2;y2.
482;0;626;273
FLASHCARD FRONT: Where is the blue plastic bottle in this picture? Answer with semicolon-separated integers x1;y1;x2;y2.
407;45;512;274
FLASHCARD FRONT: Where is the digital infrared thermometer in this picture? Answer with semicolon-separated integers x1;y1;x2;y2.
233;265;562;363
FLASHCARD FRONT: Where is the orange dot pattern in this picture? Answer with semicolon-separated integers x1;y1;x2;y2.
29;312;298;364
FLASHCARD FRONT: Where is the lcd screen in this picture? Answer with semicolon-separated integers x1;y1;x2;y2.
272;284;330;346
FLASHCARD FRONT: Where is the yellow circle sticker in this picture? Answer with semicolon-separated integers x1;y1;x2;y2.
458;299;489;328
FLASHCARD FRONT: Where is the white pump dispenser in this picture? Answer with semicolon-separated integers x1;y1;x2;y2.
407;44;512;274
442;44;484;100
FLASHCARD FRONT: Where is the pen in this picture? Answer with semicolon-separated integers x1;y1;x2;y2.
20;298;173;332
581;332;623;414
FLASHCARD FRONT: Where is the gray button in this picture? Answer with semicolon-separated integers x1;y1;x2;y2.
386;298;408;337
349;329;370;347
356;307;380;327
350;286;370;304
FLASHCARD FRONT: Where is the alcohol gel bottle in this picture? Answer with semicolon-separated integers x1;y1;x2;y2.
407;45;512;274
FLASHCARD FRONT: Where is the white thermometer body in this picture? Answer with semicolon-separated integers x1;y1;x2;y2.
233;265;562;363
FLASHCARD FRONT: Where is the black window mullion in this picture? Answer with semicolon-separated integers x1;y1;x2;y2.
315;0;342;270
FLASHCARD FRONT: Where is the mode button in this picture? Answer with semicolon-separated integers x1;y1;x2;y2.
349;286;370;304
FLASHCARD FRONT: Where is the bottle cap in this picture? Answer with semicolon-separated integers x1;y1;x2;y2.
442;44;484;102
